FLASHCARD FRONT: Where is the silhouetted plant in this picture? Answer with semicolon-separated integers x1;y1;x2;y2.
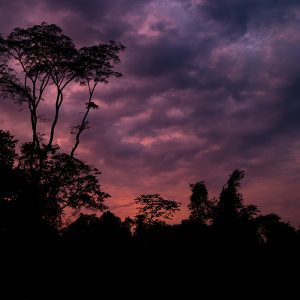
0;130;110;228
0;130;25;205
0;130;17;169
0;22;125;227
256;213;297;248
134;194;181;226
63;211;131;252
211;169;263;249
188;181;215;225
0;22;125;182
214;169;258;226
0;24;299;297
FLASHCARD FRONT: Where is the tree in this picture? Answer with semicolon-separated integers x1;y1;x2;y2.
0;129;110;229
63;211;131;251
0;130;25;204
214;169;246;226
256;213;297;249
134;194;181;225
0;130;19;235
188;181;214;225
213;169;260;247
0;130;17;169
0;22;125;179
19;145;110;227
0;23;125;227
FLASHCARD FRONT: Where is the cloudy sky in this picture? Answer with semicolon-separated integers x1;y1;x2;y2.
0;0;300;226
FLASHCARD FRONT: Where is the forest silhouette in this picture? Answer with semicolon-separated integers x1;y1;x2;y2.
0;23;299;299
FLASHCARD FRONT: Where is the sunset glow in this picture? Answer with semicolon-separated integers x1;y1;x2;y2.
0;0;299;226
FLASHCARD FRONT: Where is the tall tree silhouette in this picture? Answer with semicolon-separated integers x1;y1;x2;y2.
188;181;214;225
214;169;245;226
213;169;260;247
0;23;125;227
0;22;125;181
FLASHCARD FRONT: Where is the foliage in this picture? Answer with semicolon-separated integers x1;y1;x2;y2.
0;22;125;227
134;194;181;225
214;169;258;226
0;130;110;228
256;213;297;247
188;181;215;225
0;130;17;169
0;23;299;299
0;22;125;175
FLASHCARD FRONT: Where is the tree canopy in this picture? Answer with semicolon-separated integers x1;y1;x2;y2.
0;23;125;227
0;22;298;299
188;181;215;225
134;194;181;225
0;22;125;168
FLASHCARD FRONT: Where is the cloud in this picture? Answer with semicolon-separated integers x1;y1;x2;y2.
0;0;300;226
199;0;300;38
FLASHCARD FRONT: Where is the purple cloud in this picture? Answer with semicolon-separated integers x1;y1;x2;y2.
0;0;299;225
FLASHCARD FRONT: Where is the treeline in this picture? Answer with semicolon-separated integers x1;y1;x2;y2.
0;129;299;299
0;23;299;299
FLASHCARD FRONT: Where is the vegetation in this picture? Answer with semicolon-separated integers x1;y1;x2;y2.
0;23;125;227
0;23;299;299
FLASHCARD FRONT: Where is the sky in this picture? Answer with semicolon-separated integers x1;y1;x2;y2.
0;0;300;226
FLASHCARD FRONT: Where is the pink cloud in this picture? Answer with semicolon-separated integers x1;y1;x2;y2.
1;0;300;227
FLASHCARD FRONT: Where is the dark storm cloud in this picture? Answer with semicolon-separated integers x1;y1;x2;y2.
127;35;218;98
0;0;300;224
45;0;149;18
0;0;40;34
199;0;300;38
40;0;152;42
